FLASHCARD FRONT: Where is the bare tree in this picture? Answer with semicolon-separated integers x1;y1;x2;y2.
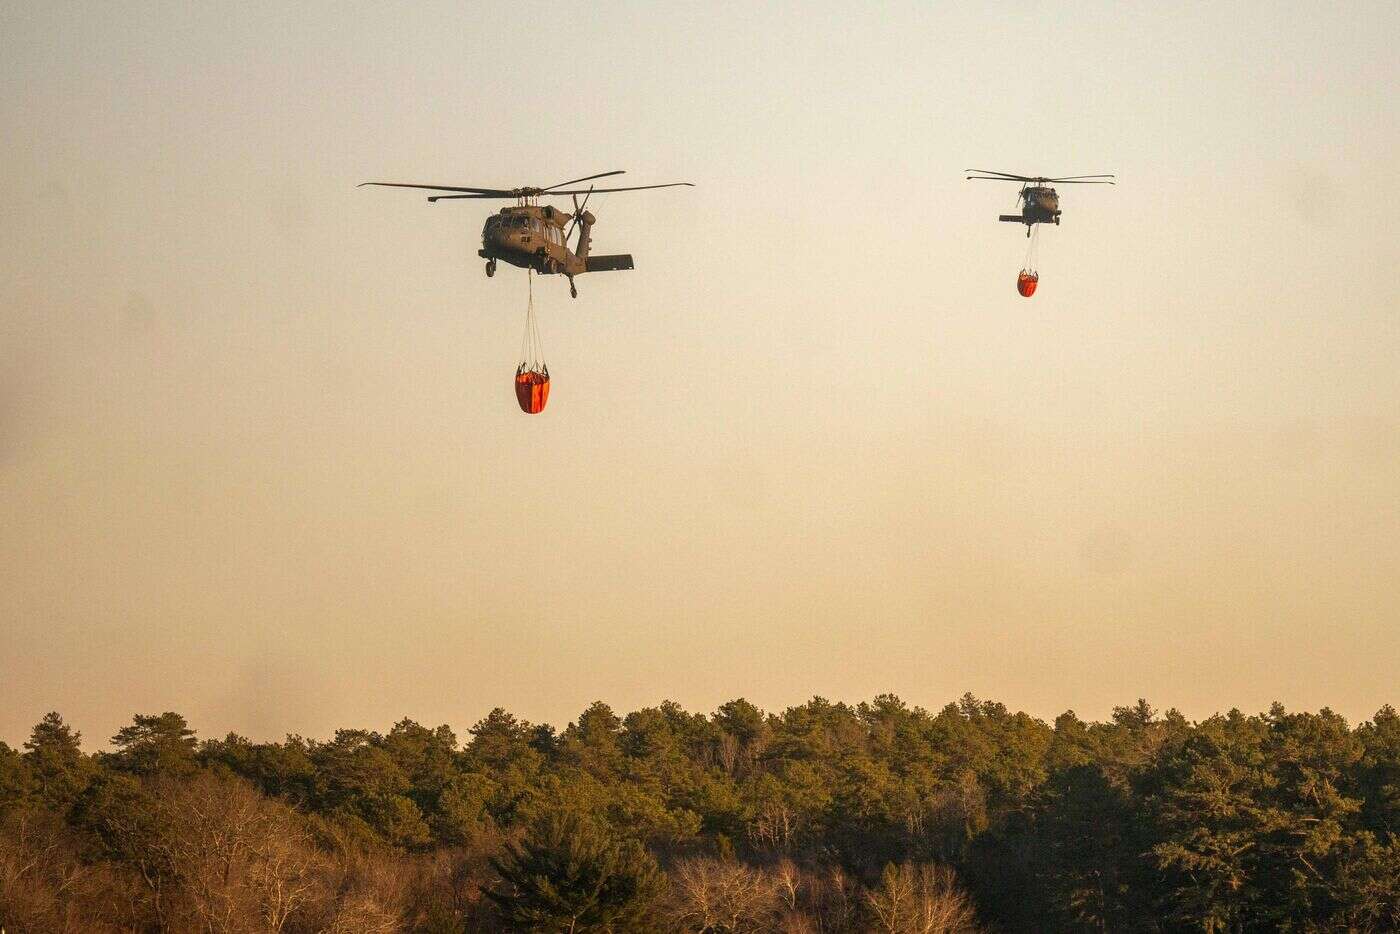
665;857;781;933
717;734;741;778
773;858;802;914
770;859;826;934
0;808;111;933
751;801;799;854
97;773;325;933
314;892;401;934
0;806;159;933
812;865;861;933
865;863;979;934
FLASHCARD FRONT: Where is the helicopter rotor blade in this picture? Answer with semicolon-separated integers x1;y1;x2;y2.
359;182;514;195
564;186;595;243
965;169;1035;180
366;179;692;199
967;170;1116;185
546;182;695;195
543;170;625;192
426;194;507;202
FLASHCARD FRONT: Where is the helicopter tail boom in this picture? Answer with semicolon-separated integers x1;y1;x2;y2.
998;215;1025;223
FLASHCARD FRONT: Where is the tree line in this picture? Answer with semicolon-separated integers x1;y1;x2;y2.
2;694;1398;932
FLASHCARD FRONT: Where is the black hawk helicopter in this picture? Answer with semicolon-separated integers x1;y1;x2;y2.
359;170;692;297
966;169;1115;236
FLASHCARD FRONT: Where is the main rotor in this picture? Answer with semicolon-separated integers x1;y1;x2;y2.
965;169;1116;186
359;170;694;206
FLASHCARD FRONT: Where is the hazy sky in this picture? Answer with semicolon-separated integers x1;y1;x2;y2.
3;2;1398;748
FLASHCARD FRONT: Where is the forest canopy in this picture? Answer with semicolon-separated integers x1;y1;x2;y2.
2;695;1398;932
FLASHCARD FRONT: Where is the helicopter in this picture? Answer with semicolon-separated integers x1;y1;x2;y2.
965;169;1115;236
359;171;693;297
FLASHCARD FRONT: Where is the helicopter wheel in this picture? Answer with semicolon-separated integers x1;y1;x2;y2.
485;259;496;277
569;280;578;299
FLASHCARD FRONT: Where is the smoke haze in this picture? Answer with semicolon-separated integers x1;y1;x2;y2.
2;2;1398;746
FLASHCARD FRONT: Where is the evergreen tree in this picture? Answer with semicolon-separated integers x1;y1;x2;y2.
0;740;34;811
6;694;1400;931
306;728;431;848
109;712;198;776
488;807;664;932
24;711;90;807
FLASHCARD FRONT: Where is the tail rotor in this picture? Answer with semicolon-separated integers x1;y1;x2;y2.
565;186;595;252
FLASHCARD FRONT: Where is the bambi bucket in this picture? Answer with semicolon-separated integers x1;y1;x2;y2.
1016;270;1039;297
515;367;550;414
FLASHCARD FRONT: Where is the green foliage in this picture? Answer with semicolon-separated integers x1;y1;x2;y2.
1357;704;1400;836
0;740;34;812
9;697;1400;932
70;770;166;883
1028;763;1154;930
109;712;198;776
434;770;498;844
23;711;92;808
488;807;665;932
305;728;433;849
200;730;317;803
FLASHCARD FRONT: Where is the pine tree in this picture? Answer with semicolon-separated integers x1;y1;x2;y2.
109;712;198;776
24;711;91;806
488;807;664;932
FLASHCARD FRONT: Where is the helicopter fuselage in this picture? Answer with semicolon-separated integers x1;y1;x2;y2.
999;185;1061;231
478;205;585;276
475;203;634;296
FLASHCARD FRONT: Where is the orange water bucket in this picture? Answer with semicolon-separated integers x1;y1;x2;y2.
515;368;550;414
1016;271;1039;297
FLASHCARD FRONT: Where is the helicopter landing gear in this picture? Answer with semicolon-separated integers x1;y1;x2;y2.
485;258;497;277
568;278;578;299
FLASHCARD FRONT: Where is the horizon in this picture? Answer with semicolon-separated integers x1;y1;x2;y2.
8;691;1397;753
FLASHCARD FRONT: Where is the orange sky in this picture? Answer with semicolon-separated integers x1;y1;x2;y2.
2;2;1397;746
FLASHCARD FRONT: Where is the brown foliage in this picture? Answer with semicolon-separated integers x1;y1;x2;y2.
66;772;327;932
2;772;507;934
0;808;140;933
661;856;978;934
